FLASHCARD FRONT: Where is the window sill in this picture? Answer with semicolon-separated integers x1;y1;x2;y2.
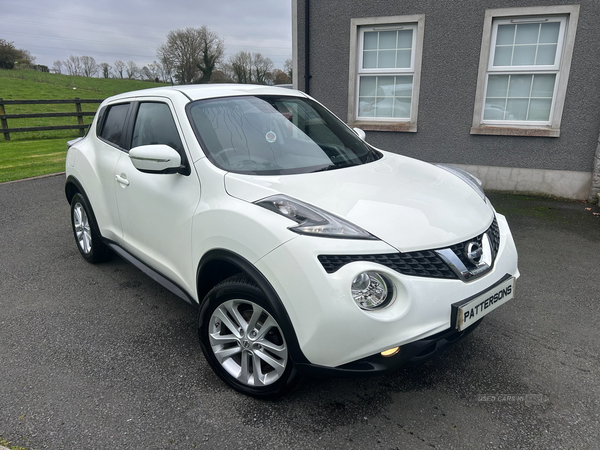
350;121;417;133
470;125;560;137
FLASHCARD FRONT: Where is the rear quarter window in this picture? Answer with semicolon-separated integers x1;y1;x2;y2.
98;103;130;147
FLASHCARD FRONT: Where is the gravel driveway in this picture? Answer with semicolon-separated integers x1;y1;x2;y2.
1;174;599;449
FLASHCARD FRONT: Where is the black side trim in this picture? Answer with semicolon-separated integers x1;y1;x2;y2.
105;242;196;306
197;249;310;364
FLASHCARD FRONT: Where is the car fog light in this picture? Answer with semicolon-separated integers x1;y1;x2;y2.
381;347;400;357
351;271;393;310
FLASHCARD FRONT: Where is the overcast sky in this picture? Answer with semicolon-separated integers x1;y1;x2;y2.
3;0;292;71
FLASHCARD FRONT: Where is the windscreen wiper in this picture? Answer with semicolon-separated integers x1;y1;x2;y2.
312;164;339;172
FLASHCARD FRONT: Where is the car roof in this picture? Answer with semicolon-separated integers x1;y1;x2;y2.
104;84;307;104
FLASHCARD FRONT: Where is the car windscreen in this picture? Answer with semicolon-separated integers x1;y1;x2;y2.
186;95;380;175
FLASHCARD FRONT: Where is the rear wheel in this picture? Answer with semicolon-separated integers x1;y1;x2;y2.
198;275;298;398
70;192;111;263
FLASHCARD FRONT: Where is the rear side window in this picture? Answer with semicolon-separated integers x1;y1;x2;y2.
99;103;130;147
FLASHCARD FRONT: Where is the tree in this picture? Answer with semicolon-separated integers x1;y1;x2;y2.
14;49;35;69
251;53;273;85
209;69;231;83
81;56;98;77
156;57;173;83
63;55;82;76
0;39;34;70
0;39;20;69
140;65;153;81
113;60;125;79
126;60;139;79
142;62;165;82
157;26;224;85
272;68;291;85
227;51;252;84
226;51;274;84
99;62;111;78
63;58;75;76
52;60;63;74
195;25;224;83
284;58;293;82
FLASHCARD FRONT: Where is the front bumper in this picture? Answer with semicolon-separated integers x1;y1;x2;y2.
254;213;519;368
297;318;483;376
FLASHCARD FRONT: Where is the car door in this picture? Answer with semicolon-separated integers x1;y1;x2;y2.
113;100;201;294
92;102;132;242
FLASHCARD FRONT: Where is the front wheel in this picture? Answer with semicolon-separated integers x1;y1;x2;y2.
198;275;298;398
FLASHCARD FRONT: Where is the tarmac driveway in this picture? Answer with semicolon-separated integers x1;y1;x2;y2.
1;174;599;449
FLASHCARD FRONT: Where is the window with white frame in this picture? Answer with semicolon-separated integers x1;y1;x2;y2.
472;6;579;137
348;15;424;132
358;25;416;120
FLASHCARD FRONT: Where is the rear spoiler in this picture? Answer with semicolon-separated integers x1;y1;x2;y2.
67;137;84;148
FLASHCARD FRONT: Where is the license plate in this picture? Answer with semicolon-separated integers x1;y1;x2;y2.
452;276;515;331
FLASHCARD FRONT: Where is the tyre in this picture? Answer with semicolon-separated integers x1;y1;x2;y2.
198;275;298;398
70;192;111;263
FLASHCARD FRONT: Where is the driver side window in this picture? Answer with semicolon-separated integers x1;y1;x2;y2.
131;102;185;163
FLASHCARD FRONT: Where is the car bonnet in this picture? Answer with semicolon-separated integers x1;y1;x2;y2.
224;153;494;253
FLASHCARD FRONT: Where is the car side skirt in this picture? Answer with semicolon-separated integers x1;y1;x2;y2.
105;241;197;306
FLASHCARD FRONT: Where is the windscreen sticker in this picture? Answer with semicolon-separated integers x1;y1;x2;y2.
265;131;277;143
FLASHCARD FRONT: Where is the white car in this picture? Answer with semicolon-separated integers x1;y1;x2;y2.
65;84;519;397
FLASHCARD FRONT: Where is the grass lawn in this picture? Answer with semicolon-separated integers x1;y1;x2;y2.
0;436;30;450
0;138;68;183
0;68;170;183
0;69;168;141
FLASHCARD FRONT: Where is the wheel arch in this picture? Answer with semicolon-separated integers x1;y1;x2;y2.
196;249;309;364
65;175;84;204
65;175;102;236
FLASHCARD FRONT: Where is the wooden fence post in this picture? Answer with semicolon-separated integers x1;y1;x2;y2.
75;98;84;136
0;98;10;141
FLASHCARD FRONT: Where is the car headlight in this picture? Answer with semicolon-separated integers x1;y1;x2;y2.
436;164;485;200
255;194;377;239
351;271;394;310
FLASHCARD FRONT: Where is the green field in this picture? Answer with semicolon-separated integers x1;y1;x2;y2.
0;69;169;141
0;138;68;183
0;69;169;182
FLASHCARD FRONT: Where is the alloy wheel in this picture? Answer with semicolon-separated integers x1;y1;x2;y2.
73;202;92;254
208;299;288;387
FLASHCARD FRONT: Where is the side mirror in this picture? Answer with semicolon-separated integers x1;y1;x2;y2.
129;144;184;174
353;127;366;141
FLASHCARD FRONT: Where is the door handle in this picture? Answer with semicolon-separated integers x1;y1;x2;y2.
115;174;130;186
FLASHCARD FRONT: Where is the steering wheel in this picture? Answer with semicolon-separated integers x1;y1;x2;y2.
212;148;276;170
212;147;240;161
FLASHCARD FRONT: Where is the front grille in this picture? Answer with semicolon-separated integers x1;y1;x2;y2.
318;251;458;279
449;217;499;273
318;217;500;280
